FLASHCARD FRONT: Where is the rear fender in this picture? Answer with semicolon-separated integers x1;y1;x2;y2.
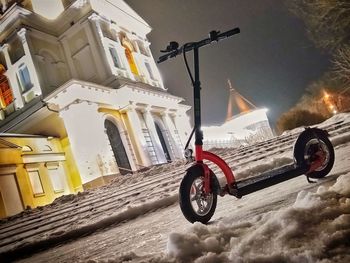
293;127;329;163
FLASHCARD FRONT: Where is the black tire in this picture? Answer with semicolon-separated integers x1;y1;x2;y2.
179;169;217;224
294;129;335;179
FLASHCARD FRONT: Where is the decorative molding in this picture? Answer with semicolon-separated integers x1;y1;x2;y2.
17;28;27;42
0;165;17;175
22;153;66;164
24;163;40;171
45;161;60;170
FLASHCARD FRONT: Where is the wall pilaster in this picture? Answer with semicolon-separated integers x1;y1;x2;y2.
161;111;183;159
59;101;119;184
124;105;152;167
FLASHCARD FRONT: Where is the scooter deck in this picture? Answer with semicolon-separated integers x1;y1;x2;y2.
235;163;309;197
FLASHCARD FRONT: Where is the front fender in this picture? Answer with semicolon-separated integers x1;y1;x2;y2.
185;164;220;194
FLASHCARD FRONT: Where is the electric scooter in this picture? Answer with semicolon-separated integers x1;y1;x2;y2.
158;27;335;224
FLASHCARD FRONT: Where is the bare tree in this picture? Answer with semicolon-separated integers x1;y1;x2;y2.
333;46;350;82
289;0;350;51
289;0;350;95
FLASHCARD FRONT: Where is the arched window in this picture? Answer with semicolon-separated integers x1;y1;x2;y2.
104;119;132;175
0;64;13;109
121;36;139;76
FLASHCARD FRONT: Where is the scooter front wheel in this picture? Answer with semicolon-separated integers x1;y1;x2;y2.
179;169;217;224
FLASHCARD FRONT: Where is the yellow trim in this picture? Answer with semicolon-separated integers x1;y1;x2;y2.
60;137;83;193
0;135;83;218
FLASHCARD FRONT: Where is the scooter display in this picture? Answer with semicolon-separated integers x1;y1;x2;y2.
158;28;335;224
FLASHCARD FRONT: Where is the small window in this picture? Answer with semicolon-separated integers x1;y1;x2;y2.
18;65;33;92
28;171;44;196
109;47;120;68
48;169;64;193
145;62;155;80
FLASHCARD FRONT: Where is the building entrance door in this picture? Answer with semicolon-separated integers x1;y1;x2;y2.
155;122;171;162
105;120;132;175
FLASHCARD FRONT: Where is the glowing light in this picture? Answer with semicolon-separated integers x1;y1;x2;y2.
323;90;330;99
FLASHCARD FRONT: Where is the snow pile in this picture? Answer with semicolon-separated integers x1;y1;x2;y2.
167;173;350;263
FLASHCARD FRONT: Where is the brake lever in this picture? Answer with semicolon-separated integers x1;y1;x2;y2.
160;41;179;53
209;30;220;42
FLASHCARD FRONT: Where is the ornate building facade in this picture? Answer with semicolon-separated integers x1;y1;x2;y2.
0;0;191;206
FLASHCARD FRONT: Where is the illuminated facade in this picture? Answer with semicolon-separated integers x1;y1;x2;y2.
0;0;191;191
0;134;81;218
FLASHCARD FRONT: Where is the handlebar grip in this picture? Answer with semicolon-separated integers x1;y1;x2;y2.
218;27;240;40
158;51;176;63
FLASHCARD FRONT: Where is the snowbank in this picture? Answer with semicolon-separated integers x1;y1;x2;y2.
167;173;350;263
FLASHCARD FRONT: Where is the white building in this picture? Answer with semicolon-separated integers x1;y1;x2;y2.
202;80;274;149
0;0;191;188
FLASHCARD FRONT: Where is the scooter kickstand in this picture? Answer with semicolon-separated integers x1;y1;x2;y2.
306;176;317;184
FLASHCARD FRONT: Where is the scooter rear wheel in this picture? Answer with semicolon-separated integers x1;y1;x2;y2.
179;169;217;224
294;129;335;179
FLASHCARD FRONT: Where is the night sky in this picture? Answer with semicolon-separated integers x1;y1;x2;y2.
125;0;330;127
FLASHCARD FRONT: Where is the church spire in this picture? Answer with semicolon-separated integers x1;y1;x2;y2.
226;79;256;122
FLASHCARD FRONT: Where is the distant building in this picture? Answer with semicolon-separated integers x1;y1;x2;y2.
0;0;191;195
202;80;274;149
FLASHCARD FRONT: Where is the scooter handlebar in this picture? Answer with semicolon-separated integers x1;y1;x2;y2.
217;27;240;41
157;27;240;63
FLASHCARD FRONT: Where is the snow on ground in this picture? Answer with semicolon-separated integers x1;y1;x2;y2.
21;141;349;263
2;114;350;262
167;171;350;263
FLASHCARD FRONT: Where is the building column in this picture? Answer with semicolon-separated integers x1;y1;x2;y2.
161;111;183;159
88;13;115;78
124;105;152;167
142;108;167;164
84;15;108;81
59;101;119;184
17;28;41;96
0;44;24;109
